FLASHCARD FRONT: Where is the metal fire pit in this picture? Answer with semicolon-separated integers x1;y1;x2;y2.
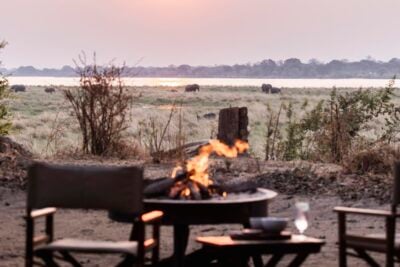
145;188;277;267
110;188;277;267
143;188;277;225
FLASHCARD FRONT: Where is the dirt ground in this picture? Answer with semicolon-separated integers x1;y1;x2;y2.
0;156;395;266
0;185;393;267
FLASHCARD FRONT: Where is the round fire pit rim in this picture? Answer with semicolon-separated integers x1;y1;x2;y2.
143;188;277;205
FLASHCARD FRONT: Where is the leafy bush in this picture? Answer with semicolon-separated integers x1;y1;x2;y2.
301;79;397;163
63;54;133;155
266;77;400;165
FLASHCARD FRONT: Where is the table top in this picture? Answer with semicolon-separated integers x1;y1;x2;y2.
196;235;325;248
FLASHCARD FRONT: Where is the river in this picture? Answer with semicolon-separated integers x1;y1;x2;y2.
6;76;396;88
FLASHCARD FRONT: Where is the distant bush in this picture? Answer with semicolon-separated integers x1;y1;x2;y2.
63;54;133;155
343;143;400;174
267;77;400;166
136;102;187;162
0;41;11;136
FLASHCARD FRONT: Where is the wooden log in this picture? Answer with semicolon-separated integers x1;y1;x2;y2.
217;107;248;146
194;181;211;199
144;171;190;197
187;181;202;200
144;177;175;197
220;181;258;193
169;182;187;199
238;107;249;141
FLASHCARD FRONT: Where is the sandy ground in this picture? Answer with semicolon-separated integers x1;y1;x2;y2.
0;183;393;267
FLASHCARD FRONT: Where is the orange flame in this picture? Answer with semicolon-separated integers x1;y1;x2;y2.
172;139;249;189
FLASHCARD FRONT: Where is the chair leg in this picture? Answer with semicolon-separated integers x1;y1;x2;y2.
59;251;82;267
338;213;347;267
116;255;136;267
35;251;60;267
26;217;34;267
386;216;396;267
354;249;380;267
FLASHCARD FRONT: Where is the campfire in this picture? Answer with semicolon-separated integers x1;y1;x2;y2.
144;139;249;200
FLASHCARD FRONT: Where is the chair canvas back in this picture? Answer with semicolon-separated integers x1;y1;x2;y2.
27;162;143;214
393;161;400;209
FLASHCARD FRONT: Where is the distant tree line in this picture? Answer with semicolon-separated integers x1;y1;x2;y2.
4;58;400;78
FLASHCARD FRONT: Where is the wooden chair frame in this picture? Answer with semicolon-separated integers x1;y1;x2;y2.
334;161;400;267
334;206;398;267
25;163;163;267
25;208;163;267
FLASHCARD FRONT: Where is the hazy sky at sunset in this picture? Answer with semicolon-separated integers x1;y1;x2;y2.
1;0;400;68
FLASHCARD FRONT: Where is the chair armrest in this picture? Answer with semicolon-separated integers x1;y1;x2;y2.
29;207;57;219
334;206;394;217
141;210;163;223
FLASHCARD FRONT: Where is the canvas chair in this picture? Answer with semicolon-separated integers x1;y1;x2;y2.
25;162;163;267
334;161;400;267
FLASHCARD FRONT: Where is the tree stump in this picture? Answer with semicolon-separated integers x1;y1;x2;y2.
217;107;249;146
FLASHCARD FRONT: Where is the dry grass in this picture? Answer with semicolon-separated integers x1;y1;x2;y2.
7;85;400;159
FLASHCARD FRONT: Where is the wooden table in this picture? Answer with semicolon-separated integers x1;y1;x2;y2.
195;235;325;267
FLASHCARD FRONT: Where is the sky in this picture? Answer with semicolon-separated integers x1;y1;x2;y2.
1;0;400;68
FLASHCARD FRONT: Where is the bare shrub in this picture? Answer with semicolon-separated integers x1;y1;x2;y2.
264;103;283;160
63;54;133;155
136;102;187;162
343;143;400;174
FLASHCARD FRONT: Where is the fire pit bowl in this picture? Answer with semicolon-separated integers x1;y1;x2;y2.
143;188;277;225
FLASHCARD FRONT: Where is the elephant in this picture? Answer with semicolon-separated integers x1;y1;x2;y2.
261;83;273;93
261;84;281;94
185;84;200;92
44;87;56;93
10;84;26;92
270;87;281;94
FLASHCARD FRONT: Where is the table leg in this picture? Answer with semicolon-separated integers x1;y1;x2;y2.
218;254;249;267
173;224;190;267
265;254;284;267
252;254;264;267
288;253;309;267
242;223;264;267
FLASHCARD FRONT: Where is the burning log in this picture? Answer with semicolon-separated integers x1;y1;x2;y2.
144;171;190;197
169;182;187;199
195;181;211;199
187;181;201;200
144;177;175;197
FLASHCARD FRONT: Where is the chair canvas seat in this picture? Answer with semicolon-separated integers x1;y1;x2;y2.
36;238;138;255
346;233;400;254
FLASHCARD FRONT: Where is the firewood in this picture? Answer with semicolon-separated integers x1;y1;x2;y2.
220;181;258;193
174;170;190;181
144;170;191;197
193;181;211;199
144;177;175;197
169;182;186;199
187;181;201;200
